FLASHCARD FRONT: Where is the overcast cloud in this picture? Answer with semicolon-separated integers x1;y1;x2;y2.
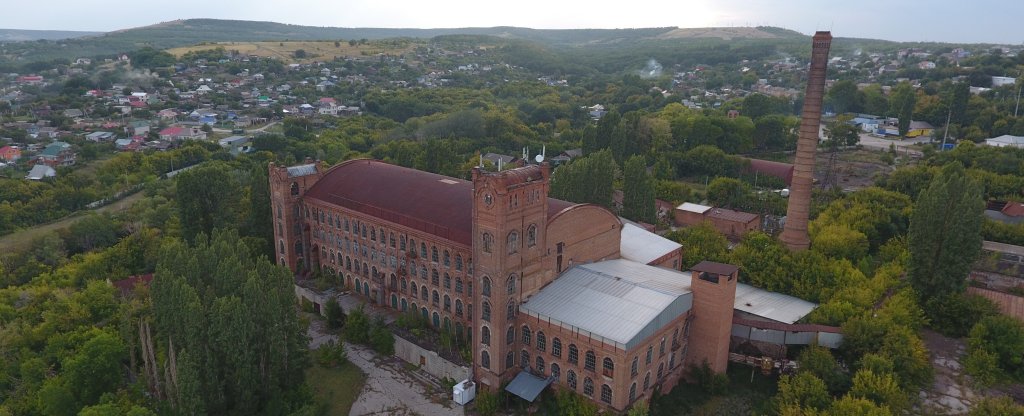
3;0;1022;44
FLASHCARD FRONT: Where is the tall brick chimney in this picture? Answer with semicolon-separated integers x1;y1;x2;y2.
780;31;832;251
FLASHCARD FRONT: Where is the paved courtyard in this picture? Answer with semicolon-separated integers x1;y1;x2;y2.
307;306;463;416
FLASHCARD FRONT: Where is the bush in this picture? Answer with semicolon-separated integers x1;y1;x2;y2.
314;340;347;368
691;360;729;395
968;396;1024;415
967;315;1024;383
475;388;500;416
369;322;394;355
925;293;998;338
964;348;1001;387
324;298;346;330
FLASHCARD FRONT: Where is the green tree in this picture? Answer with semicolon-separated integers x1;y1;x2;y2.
622;155;656;223
908;163;984;301
968;396;1024;416
742;93;774;119
63;213;120;254
776;372;831;411
175;162;241;243
828;80;864;114
62;330;126;406
967;315;1024;381
849;370;905;412
812;225;869;262
825;396;893;416
664;222;729;269
706;177;749;209
550;149;617;209
889;82;917;137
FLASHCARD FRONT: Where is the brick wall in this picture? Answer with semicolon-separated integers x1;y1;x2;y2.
968;286;1024;322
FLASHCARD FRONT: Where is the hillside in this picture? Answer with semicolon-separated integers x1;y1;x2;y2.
0;28;101;41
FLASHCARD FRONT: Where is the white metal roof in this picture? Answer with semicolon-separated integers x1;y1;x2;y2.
287;164;318;178
620;223;681;265
733;283;817;324
519;259;693;350
677;202;711;214
985;135;1024;147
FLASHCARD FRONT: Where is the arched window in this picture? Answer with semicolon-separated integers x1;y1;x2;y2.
361;224;367;238
431;246;439;263
567;370;577;389
431;269;439;286
536;356;545;374
603;357;614;378
601;385;612;404
507;231;519;254
432;312;440;327
583;377;594;397
506;300;516;320
443;295;451;311
482;301;491;322
568;344;579;365
481;350;490;369
411;282;418;299
443;250;450;266
552;338;562;358
521;326;532;347
520;350;529;369
401;278;407;291
482;326;491;345
536;331;546;352
344;218;349;232
455;254;463;271
420;242;427;258
400;235;406;250
657;363;664;380
646;346;653;364
506;352;514;370
506;326;515;345
631;357;639;377
420;286;427;299
551;363;561;380
482;276;491;297
455;299;463;316
527;224;537;247
279;240;285;254
644;372;651;390
455;278;463;293
444;273;451;289
294;241;303;258
585;351;596;371
660;337;666;356
290;182;299;196
506;274;516;295
421;266;427;279
401;298;408;311
482;233;493;253
629;382;637;402
389;233;395;247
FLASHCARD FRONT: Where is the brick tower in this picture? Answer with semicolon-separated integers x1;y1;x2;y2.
471;164;551;389
268;159;324;275
780;31;832;251
685;261;739;374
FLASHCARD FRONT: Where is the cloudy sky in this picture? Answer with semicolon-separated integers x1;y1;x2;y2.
4;0;1022;44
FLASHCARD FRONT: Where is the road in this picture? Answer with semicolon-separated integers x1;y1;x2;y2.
0;190;145;251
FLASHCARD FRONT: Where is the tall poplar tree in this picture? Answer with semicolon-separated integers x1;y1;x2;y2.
549;149;617;209
907;163;984;300
890;82;917;137
622;155;656;223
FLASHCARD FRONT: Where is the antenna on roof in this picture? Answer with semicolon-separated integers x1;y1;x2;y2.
479;153;483;168
498;158;503;172
522;147;527;161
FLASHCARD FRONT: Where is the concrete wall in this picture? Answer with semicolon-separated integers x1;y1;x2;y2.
394;334;472;382
295;285;328;317
968;286;1024;322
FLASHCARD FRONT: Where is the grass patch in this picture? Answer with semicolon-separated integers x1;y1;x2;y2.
306;361;367;416
650;362;778;416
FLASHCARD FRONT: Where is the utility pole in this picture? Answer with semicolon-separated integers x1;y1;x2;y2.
940;107;952;151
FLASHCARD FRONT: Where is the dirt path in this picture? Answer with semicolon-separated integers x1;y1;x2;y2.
0;190;145;251
918;330;984;414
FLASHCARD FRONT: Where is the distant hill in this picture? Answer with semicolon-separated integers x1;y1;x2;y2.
0;19;797;62
0;28;101;41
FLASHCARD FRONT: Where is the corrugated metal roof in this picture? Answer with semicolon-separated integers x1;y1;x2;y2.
505;371;553;402
706;207;758;223
733;283;817;324
287;164;318;178
519;259;693;350
620;223;681;265
677;202;711;213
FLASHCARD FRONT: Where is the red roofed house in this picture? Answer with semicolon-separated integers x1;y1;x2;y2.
110;273;154;298
158;126;207;141
0;145;21;162
674;202;760;239
1002;201;1024;217
16;75;44;85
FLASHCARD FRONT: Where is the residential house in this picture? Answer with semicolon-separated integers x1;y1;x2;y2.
992;76;1017;88
114;138;142;152
25;164;56;180
0;145;21;162
36;141;76;167
127;120;151;136
906;121;935;138
158;126;207;141
16;75;44;85
481;152;520;169
63;108;84;118
218;135;252;156
85;131;116;142
158;108;179;120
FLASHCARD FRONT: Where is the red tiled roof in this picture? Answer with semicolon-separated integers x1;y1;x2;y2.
742;158;794;186
706;207;759;223
1002;202;1024;217
111;273;153;296
159;127;185;136
304;160;573;246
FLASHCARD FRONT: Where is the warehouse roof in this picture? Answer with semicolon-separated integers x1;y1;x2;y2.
620;223;681;265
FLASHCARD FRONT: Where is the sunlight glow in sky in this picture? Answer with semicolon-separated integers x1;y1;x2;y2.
3;0;1022;44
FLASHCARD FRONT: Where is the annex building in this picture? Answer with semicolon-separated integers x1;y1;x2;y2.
270;159;813;412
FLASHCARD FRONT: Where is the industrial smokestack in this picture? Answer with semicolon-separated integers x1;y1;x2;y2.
780;31;832;251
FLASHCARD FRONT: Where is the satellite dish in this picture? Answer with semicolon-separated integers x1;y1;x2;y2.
535;154;544;163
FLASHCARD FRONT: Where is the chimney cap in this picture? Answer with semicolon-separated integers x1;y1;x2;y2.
813;31;833;41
